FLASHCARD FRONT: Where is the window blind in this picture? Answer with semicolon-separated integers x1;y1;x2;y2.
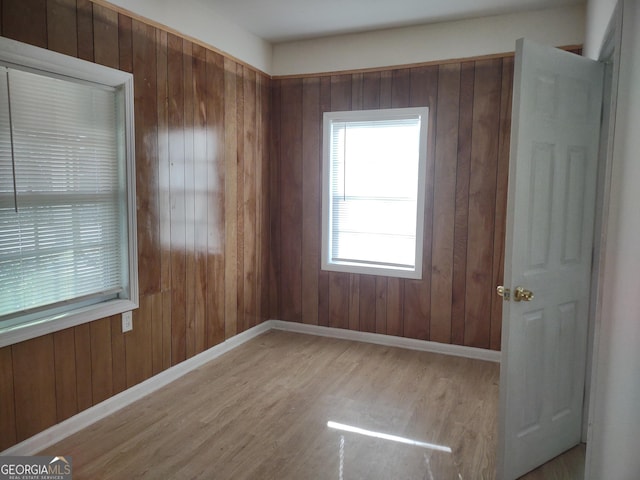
0;67;126;320
328;116;421;270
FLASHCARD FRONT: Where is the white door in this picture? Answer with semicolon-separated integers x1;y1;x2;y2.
497;39;604;480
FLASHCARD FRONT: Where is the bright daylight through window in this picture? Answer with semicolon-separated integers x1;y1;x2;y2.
322;107;428;279
0;37;137;347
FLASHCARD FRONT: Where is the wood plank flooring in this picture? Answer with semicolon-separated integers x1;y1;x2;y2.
40;331;582;479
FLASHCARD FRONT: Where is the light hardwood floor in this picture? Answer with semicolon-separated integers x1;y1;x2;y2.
41;330;583;479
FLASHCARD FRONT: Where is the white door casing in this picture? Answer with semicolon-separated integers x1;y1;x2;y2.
497;39;604;480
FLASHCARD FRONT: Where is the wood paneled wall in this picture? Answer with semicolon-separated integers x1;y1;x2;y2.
271;59;514;351
0;0;270;450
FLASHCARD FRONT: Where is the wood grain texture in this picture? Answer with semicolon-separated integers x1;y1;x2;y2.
46;0;77;57
272;57;512;348
2;0;47;48
0;0;516;451
41;331;501;479
12;336;57;441
183;39;196;358
0;0;272;450
452;62;475;346
92;2;118;68
74;324;93;411
133;19;160;298
90;318;113;404
0;346;16;450
301;77;321;325
431;63;461;344
490;57;514;351
464;58;502;349
205;48;226;348
279;78;303;322
224;56;239;339
76;0;94;62
193;43;208;353
53;329;78;422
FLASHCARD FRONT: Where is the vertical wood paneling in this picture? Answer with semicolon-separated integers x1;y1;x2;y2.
13;336;56;441
327;74;351;330
0;0;518;451
151;292;164;374
404;66;438;340
317;76;331;327
92;3;118;68
375;278;387;334
269;79;282;320
183;40;196;358
301;77;321;325
235;63;246;332
133;19;160;297
259;74;271;326
2;0;47;48
224;57;239;338
243;67;258;330
279;78;303;322
274;56;511;350
329;273;349;329
193;43;208;353
74;324;93;411
431;64;461;344
111;315;127;394
90;318;113;404
205;49;226;347
168;33;187;363
0;0;272;451
53;329;78;422
235;65;246;333
464;58;502;349
157;29;171;295
46;0;77;56
359;276;376;333
0;346;17;450
117;13;131;72
386;278;404;337
76;0;94;62
126;295;153;387
491;57;514;351
452;62;475;346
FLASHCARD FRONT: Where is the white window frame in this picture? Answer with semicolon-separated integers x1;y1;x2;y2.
0;36;138;347
321;107;428;279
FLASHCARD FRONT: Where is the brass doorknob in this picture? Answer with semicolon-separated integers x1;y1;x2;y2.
514;286;534;302
496;285;510;301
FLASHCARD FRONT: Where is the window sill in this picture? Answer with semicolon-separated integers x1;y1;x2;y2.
0;298;138;348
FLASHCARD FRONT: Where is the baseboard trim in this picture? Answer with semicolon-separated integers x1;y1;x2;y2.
269;320;502;363
1;321;272;456
2;319;499;455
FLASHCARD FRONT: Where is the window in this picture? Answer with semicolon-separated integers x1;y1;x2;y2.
0;37;137;347
322;107;428;279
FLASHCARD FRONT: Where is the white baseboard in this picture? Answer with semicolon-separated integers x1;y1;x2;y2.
2;319;499;456
1;321;272;456
269;320;502;363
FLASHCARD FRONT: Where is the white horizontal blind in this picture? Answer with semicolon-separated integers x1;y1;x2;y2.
329;116;421;270
0;67;125;319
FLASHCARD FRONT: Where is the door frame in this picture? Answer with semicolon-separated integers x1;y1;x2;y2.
583;0;624;477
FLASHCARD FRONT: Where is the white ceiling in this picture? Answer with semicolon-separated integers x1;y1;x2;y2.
199;0;584;43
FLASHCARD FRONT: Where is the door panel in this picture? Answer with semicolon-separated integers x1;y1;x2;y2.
497;39;603;479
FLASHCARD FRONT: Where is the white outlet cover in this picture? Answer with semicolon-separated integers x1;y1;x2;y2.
122;311;133;332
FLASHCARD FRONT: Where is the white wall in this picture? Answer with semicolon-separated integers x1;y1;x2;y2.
586;0;640;478
105;0;272;73
584;0;617;58
272;5;585;76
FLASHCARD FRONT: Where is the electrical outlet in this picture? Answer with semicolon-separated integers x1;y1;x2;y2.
122;311;133;332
